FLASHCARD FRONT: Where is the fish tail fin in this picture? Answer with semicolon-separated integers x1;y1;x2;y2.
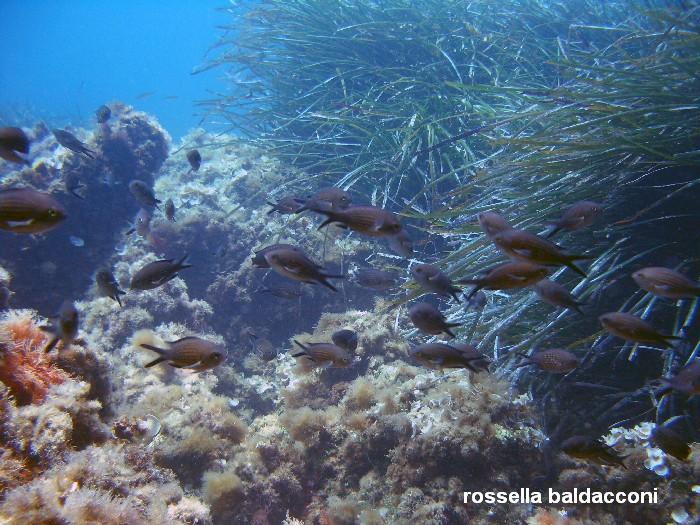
144;356;167;368
43;336;59;353
544;225;561;239
175;254;192;270
449;287;462;303
292;340;309;355
573;302;585;315
115;295;123;308
317;218;335;230
266;202;277;215
565;259;588;277
318;278;339;292
464;285;482;300
513;352;533;368
445;327;457;338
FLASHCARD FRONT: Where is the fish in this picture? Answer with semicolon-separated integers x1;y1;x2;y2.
251;244;304;268
598;312;680;349
141;336;227;372
0;285;11;309
64;171;86;199
0;127;31;165
257;283;303;300
632;267;700;299
130;255;192;290
451;343;490;372
491;229;590;277
560;435;626;468
533;279;584;314
459;262;549;299
331;329;358;352
292;340;352;367
409;342;484;372
464;290;487;311
52;129;95;159
515;349;579;373
387;228;413;257
266;196;303;215
96;269;126;307
126;208;152;238
69;235;84;247
164;198;176;222
41;300;79;353
315;205;403;238
546;201;602;238
128;180;161;210
295;187;351;213
264;247;343;292
478;211;513;239
409;302;461;338
96;105;111;124
658;360;700;396
651;422;692;461
187;149;202;172
354;268;398;291
248;331;278;362
0;187;67;234
411;263;461;302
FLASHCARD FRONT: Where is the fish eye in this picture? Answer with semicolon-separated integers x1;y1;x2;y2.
47;209;59;217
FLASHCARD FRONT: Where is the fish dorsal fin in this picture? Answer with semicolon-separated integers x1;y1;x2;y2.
167;336;199;345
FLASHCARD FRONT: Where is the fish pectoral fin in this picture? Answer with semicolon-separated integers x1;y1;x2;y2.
505;273;529;281
282;264;302;275
512;248;533;257
179;361;204;369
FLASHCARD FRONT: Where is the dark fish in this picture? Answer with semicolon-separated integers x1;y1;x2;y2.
0;285;10;309
187;149;202;172
251;244;303;269
0;188;67;234
546;201;602;238
248;332;278;362
130;255;192;290
331;329;358;352
257;283;303;300
128;180;161;210
0;127;31;165
164;198;176;222
465;290;487;311
96;105;111;124
292;340;352;367
599;312;680;349
316;205;402;238
411;263;461;302
52;129;95;159
141;336;226;372
409;302;461;338
264;247;342;292
492;229;590;277
560;435;626;468
459;262;549;299
266;196;303;215
64;171;86;199
632;267;700;299
478;211;513;240
295;187;351;213
534;279;584;314
355;268;398;291
651;422;691;461
658;360;700;396
41;300;79;353
126;208;152;238
388;228;413;257
516;349;579;374
96;269;126;307
409;342;484;372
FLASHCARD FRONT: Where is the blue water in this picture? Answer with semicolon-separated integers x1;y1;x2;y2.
0;0;227;140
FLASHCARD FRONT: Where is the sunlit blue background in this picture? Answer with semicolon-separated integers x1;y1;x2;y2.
0;0;229;139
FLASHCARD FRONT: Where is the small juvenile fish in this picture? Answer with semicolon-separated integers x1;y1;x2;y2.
96;105;111;124
409;302;461;338
560;435;626;468
387;228;413;258
264;247;342;292
332;329;358;352
478;211;513;239
251;244;303;268
130;255;192;290
296;187;351;213
187;149;202;172
515;349;579;374
292;340;352;367
411;263;461;302
492;229;590;277
52;129;95;159
316;205;403;238
248;332;278;362
355;268;398;291
599;312;680;349
129;180;161;210
533;279;584;315
632;267;700;299
96;269;126;307
460;262;549;299
64;171;86;199
465;290;487;311
546;201;602;238
257;283;303;300
0;187;67;234
651;422;691;461
164;198;176;222
658;360;700;396
126;208;152;238
410;342;484;372
42;300;79;353
0;127;31;165
266;196;303;215
141;336;226;372
69;235;85;247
